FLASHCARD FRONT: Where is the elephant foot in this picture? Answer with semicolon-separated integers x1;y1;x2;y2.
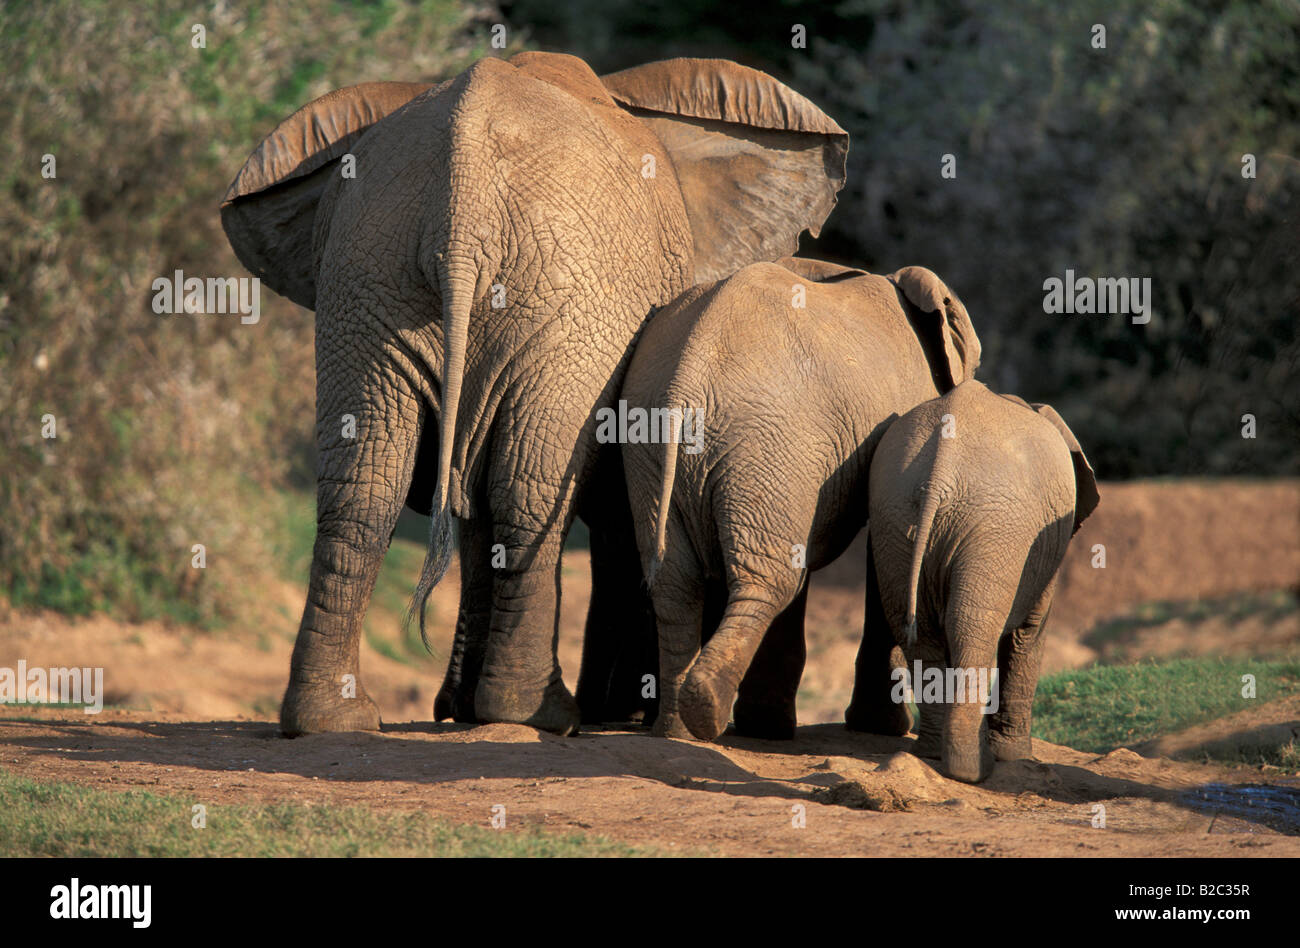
678;674;732;742
433;681;479;723
474;676;580;736
732;700;796;740
911;725;942;760
280;681;382;736
940;740;996;784
989;730;1033;761
844;698;913;736
651;710;695;739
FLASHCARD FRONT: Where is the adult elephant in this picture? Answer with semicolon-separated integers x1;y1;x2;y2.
620;259;981;741
220;51;848;735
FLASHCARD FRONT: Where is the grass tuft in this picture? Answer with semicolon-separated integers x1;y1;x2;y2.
1033;656;1300;754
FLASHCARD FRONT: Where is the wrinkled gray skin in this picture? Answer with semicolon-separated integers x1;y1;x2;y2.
622;257;982;742
851;380;1099;782
220;51;847;735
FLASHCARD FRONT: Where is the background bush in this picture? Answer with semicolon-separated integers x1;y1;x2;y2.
0;1;510;623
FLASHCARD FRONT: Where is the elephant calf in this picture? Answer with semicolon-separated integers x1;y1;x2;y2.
852;379;1099;782
621;257;982;742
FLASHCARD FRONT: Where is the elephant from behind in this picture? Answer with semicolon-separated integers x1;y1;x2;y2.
850;379;1099;782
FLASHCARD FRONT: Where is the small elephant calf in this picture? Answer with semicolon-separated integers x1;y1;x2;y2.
850;379;1099;783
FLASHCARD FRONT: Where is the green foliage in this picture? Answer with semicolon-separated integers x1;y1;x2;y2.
1033;656;1300;752
7;531;207;626
372;528;445;662
0;768;663;856
0;1;509;624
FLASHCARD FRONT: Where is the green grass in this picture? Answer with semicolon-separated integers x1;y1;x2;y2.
0;768;663;857
1032;656;1300;754
1271;741;1300;771
273;490;319;588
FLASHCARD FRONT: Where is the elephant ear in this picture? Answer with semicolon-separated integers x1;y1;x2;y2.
600;58;849;283
775;256;869;284
1031;403;1100;535
889;266;982;391
220;81;434;309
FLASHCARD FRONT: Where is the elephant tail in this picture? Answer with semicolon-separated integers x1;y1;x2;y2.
407;251;477;649
646;405;684;589
904;425;951;648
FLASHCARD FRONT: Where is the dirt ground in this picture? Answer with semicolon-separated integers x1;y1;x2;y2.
3;708;1297;856
1;479;1298;856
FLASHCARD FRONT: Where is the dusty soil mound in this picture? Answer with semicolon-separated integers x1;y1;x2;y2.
3;709;1297;856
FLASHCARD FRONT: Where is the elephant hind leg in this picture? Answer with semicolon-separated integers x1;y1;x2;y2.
679;575;802;742
434;522;493;723
282;533;388;736
471;391;604;735
733;580;808;740
909;669;945;759
846;530;913;736
989;574;1058;762
645;535;708;739
282;356;425;736
938;584;1016;783
472;526;580;734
